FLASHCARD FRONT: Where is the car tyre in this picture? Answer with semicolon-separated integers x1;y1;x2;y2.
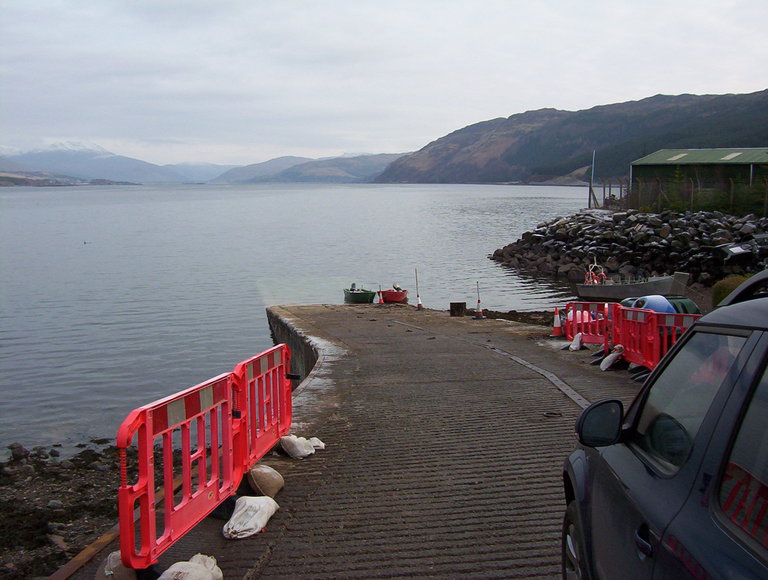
562;499;589;579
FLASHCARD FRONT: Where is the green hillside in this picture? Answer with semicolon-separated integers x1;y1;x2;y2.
374;90;768;184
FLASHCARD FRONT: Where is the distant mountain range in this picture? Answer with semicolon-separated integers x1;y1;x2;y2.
0;144;406;186
210;156;314;183
219;153;408;183
376;89;768;183
3;90;766;186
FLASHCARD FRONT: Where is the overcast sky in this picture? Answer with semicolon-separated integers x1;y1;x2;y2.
1;1;766;166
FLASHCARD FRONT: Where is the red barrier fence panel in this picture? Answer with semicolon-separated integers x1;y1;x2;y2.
564;302;611;352
611;304;657;369
560;302;701;370
231;344;293;485
117;372;236;569
611;306;701;370
649;311;701;369
117;343;293;570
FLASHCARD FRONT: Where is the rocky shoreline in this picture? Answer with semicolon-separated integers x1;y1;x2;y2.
0;441;122;579
490;209;768;287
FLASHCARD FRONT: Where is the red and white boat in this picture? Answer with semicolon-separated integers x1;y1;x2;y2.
379;286;409;303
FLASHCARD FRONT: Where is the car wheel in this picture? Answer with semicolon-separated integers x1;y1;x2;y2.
562;499;589;579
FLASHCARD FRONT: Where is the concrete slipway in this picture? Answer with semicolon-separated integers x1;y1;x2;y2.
71;304;641;579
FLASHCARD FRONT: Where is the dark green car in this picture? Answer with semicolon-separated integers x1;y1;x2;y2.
562;271;768;579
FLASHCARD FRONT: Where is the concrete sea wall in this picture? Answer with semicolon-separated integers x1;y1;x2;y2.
266;307;319;388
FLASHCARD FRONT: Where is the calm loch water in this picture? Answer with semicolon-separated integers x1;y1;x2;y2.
0;183;586;454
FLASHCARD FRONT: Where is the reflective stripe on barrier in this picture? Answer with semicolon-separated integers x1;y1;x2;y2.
117;344;292;569
564;301;611;352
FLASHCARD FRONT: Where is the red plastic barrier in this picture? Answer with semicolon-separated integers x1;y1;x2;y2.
564;301;611;352
650;311;700;367
560;301;701;370
117;344;292;569
610;304;656;368
611;305;700;370
232;345;293;484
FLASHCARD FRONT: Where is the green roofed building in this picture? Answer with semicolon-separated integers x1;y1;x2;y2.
629;148;768;216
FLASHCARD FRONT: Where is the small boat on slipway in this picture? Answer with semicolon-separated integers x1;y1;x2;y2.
344;283;377;304
379;284;409;304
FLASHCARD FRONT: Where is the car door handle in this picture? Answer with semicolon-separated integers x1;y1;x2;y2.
634;525;654;557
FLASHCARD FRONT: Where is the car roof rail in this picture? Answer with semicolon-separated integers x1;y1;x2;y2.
718;269;768;307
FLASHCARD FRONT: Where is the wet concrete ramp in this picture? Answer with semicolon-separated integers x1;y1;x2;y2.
70;304;638;579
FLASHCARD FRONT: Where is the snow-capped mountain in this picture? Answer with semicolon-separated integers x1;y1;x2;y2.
4;143;185;184
31;141;113;155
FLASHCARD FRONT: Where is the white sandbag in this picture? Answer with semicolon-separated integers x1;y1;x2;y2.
189;555;222;580
158;562;213;580
600;345;626;371
308;436;326;450
280;434;316;459
568;332;583;351
222;495;279;539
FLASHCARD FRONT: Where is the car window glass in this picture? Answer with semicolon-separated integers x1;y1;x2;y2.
719;367;768;550
634;332;746;470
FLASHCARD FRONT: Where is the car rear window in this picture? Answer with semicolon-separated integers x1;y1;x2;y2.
634;332;747;471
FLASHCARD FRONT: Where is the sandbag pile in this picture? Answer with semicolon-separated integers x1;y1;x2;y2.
97;434;326;577
279;434;326;459
220;434;325;538
490;209;768;285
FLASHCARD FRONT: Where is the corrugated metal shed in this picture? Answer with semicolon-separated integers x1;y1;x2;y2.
633;148;768;166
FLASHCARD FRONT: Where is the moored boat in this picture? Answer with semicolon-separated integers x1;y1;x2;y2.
576;271;690;302
380;288;409;303
344;283;376;304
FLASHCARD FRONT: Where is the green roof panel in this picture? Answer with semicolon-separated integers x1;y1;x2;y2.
632;148;768;166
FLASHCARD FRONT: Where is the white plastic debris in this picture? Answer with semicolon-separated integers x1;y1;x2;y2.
222;495;280;539
95;551;136;580
308;436;326;450
280;434;316;459
158;554;222;580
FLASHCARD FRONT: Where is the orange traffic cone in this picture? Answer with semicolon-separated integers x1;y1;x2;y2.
378;285;384;304
550;306;563;337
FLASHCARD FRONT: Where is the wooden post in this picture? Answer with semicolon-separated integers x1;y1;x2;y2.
763;178;768;218
689;178;695;212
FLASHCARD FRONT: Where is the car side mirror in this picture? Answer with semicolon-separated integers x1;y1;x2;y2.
576;399;624;447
